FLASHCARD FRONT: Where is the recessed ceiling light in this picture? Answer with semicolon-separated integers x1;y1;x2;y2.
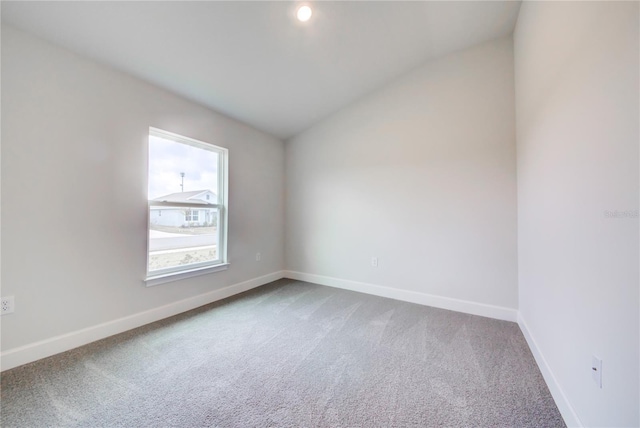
297;5;312;22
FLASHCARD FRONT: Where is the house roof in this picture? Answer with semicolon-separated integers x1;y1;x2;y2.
152;190;216;205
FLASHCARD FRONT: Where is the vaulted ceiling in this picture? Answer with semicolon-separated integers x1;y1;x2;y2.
2;1;521;139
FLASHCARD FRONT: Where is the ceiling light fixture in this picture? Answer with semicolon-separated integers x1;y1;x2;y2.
296;5;312;22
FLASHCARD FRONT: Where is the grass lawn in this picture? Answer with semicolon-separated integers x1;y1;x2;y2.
148;246;217;271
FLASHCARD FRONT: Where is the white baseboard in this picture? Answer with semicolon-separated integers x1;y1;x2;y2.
283;270;518;322
518;313;582;427
1;271;285;372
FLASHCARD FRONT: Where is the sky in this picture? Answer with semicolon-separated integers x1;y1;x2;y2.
148;135;219;200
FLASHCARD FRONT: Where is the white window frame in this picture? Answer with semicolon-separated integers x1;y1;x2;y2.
145;128;229;286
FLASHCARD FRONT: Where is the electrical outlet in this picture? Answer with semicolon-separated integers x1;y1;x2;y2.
1;296;15;315
256;252;261;262
592;355;602;388
371;257;378;267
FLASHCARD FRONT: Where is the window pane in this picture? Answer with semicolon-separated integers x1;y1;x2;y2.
148;134;219;202
148;206;219;272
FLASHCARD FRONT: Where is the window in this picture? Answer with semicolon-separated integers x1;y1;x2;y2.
185;209;199;222
146;128;228;285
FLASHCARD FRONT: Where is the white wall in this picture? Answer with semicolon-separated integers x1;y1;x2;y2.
1;26;285;353
285;37;518;312
514;2;639;427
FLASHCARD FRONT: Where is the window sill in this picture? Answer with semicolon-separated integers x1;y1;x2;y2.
145;263;230;287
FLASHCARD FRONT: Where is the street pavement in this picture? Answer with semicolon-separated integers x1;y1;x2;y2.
149;230;217;251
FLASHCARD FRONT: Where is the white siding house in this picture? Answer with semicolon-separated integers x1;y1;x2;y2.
150;190;217;228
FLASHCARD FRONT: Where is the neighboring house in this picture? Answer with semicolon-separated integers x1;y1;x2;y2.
150;190;217;228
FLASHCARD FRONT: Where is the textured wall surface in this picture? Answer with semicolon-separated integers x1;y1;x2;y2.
286;37;518;310
1;26;285;351
514;2;639;426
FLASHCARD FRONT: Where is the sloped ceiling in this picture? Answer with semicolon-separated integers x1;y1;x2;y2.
1;1;521;140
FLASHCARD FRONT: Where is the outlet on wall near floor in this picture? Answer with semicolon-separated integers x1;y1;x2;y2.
592;355;602;388
256;252;261;262
371;256;378;267
1;296;15;315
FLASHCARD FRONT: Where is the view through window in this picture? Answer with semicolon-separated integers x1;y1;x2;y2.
147;128;227;278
